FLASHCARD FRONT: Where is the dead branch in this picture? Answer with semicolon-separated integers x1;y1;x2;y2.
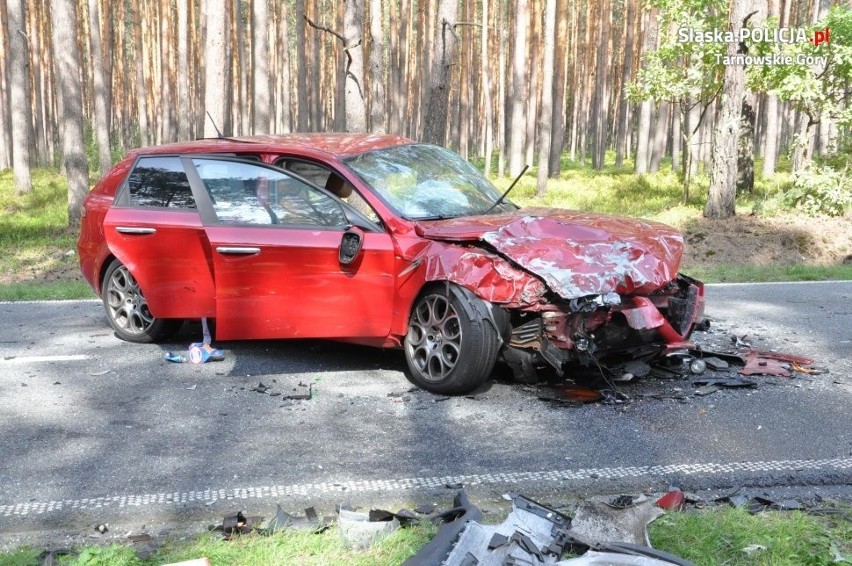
304;14;345;44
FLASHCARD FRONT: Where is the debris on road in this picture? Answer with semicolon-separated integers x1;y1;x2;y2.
739;349;814;377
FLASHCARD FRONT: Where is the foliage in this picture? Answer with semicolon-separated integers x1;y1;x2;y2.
629;0;727;106
750;6;852;128
785;161;851;216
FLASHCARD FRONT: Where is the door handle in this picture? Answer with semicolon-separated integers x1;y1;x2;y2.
215;246;261;255
115;226;157;234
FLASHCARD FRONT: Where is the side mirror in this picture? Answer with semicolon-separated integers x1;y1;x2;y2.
339;226;365;266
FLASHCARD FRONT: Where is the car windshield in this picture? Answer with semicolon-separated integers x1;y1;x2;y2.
345;144;513;220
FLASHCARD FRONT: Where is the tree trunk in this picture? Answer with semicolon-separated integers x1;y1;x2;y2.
422;0;458;145
203;0;228;137
343;0;367;132
615;0;636;168
87;0;112;176
368;0;385;133
634;8;657;174
547;0;569;176
481;0;494;175
276;0;292;133
706;0;749;219
50;0;89;228
737;93;755;193
507;0;528;176
649;102;669;173
295;0;308;131
159;0;176;142
0;0;11;170
177;0;190;140
591;0;611;169
7;0;32;191
252;0;270;134
497;6;507;177
132;0;149;143
524;0;540;165
535;0;557;195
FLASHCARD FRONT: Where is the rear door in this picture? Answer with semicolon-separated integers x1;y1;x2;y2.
103;156;215;318
187;157;396;341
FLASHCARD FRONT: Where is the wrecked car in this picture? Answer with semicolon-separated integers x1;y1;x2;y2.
78;134;704;394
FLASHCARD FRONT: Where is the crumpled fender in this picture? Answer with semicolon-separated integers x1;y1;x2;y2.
419;241;548;308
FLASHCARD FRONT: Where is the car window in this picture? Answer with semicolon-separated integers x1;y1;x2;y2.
192;158;347;228
278;159;381;224
127;156;196;209
277;159;331;187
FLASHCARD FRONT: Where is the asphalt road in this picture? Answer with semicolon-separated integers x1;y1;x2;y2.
0;281;850;546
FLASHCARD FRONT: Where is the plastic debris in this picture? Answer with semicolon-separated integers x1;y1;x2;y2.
338;508;400;550
656;490;685;511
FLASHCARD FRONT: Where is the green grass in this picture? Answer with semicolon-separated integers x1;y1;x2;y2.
2;523;438;566
0;168;83;299
684;263;852;283
2;507;848;565
649;506;852;566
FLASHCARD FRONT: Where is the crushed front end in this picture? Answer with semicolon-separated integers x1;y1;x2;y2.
413;209;706;384
502;274;705;382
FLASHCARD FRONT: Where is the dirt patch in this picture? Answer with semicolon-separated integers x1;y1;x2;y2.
682;213;851;269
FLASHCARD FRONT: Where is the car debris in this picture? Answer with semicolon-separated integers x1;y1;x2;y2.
338;507;400;550
739;349;814;377
263;504;330;533
655;490;686;511
404;492;694;566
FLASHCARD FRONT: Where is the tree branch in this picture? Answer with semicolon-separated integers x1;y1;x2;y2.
304;14;345;44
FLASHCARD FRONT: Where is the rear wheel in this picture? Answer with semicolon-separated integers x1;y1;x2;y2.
404;285;501;395
102;259;182;343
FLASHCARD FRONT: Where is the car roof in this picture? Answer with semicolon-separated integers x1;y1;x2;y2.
131;133;414;159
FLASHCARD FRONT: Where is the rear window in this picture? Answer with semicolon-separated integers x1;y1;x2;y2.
127;156;196;209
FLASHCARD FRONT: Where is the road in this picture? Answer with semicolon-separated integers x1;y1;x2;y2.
0;281;850;546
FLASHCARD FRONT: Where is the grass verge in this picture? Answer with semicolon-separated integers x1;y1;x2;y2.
2;507;849;565
649;506;852;565
684;263;852;284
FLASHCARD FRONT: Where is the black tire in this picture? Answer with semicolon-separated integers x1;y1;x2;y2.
101;259;182;343
404;285;502;395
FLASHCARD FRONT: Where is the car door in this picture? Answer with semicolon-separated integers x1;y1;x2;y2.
102;155;216;319
186;157;396;341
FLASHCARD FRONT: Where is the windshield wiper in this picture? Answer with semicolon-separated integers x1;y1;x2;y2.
480;164;529;215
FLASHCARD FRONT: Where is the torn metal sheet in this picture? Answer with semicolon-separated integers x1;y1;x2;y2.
740;349;814;377
416;209;683;300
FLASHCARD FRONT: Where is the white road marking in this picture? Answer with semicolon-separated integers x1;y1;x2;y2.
1;354;90;363
0;299;99;305
706;280;849;288
2;456;850;518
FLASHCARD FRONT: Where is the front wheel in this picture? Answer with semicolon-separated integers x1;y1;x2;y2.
404;285;502;395
101;259;182;343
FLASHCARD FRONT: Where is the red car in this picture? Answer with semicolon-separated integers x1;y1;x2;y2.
78;134;704;394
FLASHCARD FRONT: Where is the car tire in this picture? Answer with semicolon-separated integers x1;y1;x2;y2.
101;259;182;343
404;285;502;395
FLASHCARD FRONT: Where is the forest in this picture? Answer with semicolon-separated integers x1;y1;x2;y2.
1;0;850;227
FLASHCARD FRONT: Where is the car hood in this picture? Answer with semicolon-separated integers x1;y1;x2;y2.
414;208;684;299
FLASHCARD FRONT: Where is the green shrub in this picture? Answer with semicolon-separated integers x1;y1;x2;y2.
785;162;851;216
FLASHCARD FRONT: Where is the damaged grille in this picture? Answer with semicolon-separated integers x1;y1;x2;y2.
509;318;542;349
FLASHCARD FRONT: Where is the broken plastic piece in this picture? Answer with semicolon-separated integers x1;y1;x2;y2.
656;490;685;511
165;352;187;363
